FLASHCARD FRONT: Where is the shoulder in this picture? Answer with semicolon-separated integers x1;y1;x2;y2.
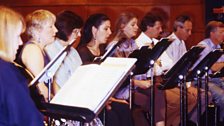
77;44;89;54
22;43;43;57
22;43;43;59
0;59;26;87
77;45;92;62
0;59;15;73
199;38;210;45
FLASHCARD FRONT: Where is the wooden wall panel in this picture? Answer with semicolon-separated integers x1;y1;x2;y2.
0;0;205;48
169;0;204;5
169;4;205;48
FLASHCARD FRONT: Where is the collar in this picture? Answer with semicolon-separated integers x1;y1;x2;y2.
206;38;221;49
169;32;183;46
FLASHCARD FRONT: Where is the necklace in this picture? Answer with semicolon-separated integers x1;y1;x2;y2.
87;45;100;56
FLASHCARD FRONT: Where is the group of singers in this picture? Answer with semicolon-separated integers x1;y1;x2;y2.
0;5;223;126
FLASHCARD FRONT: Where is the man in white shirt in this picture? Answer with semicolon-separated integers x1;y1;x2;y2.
136;14;198;126
134;12;167;126
164;15;199;126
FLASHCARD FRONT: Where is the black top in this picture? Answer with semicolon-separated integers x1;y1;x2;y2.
77;44;106;64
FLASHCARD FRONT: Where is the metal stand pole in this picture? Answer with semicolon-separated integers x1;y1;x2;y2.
129;72;134;109
46;74;52;126
179;75;187;126
204;68;209;126
147;60;155;126
196;72;202;126
103;108;106;126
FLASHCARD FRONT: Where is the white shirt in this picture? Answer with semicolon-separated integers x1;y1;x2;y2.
135;32;173;76
45;39;82;87
166;32;187;68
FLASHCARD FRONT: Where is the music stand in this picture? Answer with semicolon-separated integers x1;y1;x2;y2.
129;38;172;75
29;41;75;93
157;46;205;126
210;67;224;78
187;49;224;126
28;41;97;125
129;38;172;126
93;38;125;63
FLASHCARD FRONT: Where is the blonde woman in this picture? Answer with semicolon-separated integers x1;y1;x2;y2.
18;9;58;102
0;6;43;125
111;12;165;126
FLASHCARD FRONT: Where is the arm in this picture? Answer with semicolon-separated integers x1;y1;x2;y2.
211;62;224;73
21;44;49;101
132;79;151;89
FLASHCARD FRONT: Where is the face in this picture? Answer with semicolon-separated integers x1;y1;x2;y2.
12;21;23;60
39;20;58;46
211;27;224;44
123;17;138;38
94;20;112;44
177;20;192;41
148;21;163;38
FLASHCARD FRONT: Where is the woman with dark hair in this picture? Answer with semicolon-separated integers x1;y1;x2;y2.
77;13;133;126
45;10;104;126
78;13;111;64
45;10;83;90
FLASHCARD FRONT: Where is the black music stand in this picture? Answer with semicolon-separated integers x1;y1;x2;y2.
210;67;224;78
29;41;97;125
158;46;205;126
129;38;172;75
129;38;172;126
187;49;224;126
93;38;125;63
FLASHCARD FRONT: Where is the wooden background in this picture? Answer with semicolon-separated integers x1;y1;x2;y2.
0;0;205;49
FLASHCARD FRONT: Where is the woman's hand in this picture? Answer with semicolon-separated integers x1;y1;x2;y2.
133;79;152;89
105;97;129;110
37;83;50;102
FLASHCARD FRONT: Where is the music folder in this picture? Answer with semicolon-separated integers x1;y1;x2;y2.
187;49;224;81
129;38;172;75
158;46;205;90
43;57;137;122
210;67;224;78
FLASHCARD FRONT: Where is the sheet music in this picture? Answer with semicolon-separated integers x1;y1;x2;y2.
50;57;137;113
101;57;137;73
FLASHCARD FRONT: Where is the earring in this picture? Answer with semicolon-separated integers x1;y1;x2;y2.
38;37;41;43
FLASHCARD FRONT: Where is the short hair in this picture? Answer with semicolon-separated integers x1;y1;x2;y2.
26;9;56;39
56;10;83;41
112;12;137;39
140;12;162;32
173;15;192;32
205;21;224;38
0;6;25;62
80;13;110;46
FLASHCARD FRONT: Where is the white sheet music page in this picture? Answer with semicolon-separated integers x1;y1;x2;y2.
101;57;137;73
50;57;136;113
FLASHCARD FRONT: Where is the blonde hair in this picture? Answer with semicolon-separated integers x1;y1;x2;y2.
0;6;25;62
26;9;56;40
